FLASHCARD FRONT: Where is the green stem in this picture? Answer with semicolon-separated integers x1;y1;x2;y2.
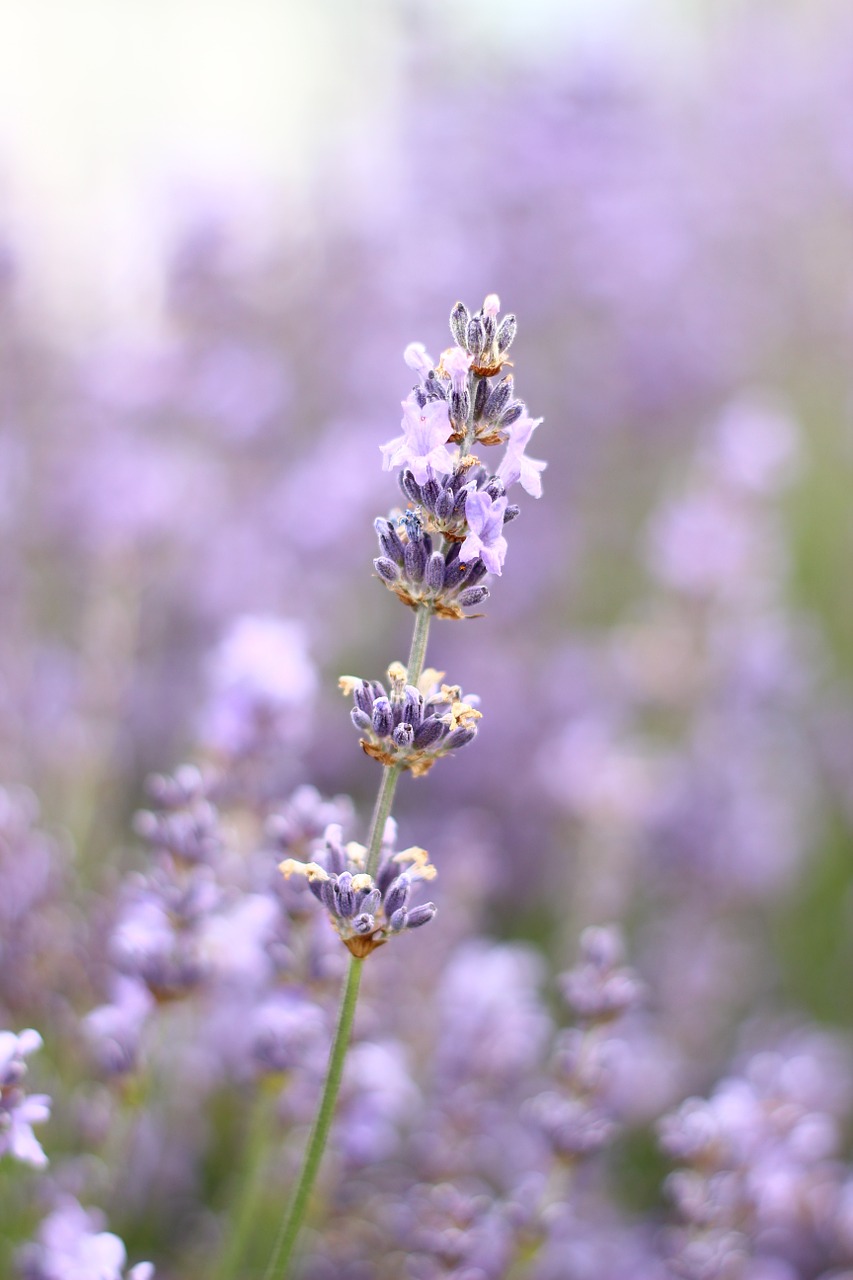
263;955;364;1280
365;763;401;878
406;603;433;687
258;515;436;1279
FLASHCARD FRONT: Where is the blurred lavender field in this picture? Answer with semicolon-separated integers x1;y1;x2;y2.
3;3;853;1277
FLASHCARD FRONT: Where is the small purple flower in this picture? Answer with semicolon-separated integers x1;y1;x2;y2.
439;345;474;392
19;1198;154;1280
403;342;434;381
83;980;153;1077
460;490;508;576
0;1028;51;1168
380;394;456;483
496;414;547;498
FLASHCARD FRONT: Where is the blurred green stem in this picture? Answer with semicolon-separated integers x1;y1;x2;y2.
213;1085;277;1280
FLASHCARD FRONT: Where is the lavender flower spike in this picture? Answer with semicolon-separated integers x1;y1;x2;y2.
0;1027;51;1168
460;490;509;576
380;392;457;482
496;413;547;498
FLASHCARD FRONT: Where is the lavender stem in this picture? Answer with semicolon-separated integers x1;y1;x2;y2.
364;763;401;879
406;602;433;687
263;954;364;1280
263;604;433;1275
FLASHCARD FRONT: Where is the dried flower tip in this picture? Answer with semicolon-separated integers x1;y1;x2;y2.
279;859;330;883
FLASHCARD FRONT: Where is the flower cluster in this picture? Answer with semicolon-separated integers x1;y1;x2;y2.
341;662;481;776
280;821;437;957
449;295;518;379
374;509;494;619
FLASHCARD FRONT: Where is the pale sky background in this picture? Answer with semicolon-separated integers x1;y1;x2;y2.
0;0;773;328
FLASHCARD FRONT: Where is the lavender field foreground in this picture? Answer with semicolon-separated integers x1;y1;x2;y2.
3;7;853;1278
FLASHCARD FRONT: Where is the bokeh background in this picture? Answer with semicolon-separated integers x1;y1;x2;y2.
3;1;853;1276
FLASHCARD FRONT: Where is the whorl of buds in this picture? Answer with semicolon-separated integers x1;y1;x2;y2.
280;824;437;957
340;663;481;777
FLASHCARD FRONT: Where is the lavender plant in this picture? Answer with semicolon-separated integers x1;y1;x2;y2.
259;293;546;1275
3;14;853;1277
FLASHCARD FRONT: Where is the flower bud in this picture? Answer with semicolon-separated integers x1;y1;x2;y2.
474;377;491;419
426;552;445;591
400;470;422;505
451;387;470;427
485;376;513;422
466;316;486;356
498;402;524;429
354;680;375;714
421;478;440;511
496;313;517;353
351;708;372;732
450;301;470;347
405;903;437;929
436;487;455;521
384;875;411;918
374;557;400;583
375;517;406;564
404;538;427;583
336;872;355;917
413;717;445;749
372;698;394;737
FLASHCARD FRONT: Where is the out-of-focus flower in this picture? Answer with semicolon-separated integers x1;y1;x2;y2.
18;1199;154;1280
200;614;317;756
660;1031;852;1277
0;1027;51;1168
